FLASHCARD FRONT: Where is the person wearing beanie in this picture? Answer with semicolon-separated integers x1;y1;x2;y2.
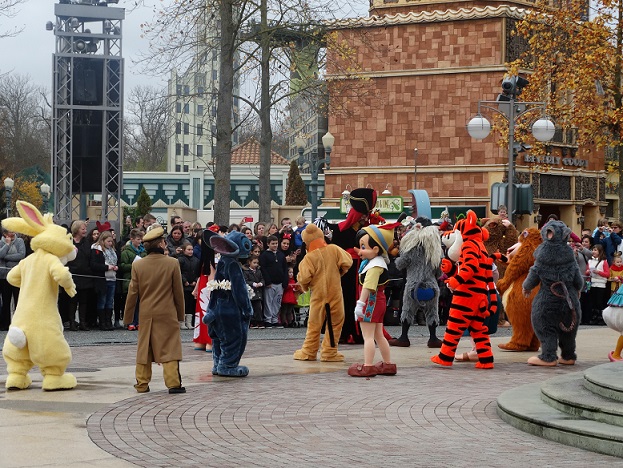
348;223;399;377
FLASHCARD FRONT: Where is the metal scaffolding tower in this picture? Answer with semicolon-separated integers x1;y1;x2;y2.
51;1;124;225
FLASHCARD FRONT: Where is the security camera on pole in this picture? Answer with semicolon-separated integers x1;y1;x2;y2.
467;75;556;219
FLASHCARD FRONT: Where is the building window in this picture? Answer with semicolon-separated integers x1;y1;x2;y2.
175;143;181;155
211;124;217;136
197;86;204;95
197;145;203;157
183;165;189;172
211;106;217;118
184;122;189;135
212;50;217;61
197;104;204;115
175;164;181;172
175;102;181;113
176;84;182;96
197;124;203;136
175;122;181;134
183;85;190;95
184;103;189;114
212;70;218;81
184;144;189;156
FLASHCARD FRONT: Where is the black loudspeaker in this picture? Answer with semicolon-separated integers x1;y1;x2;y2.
73;58;103;105
72;110;103;193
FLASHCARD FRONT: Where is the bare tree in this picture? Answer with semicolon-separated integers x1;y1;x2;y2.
0;0;25;39
0;73;50;173
138;0;369;223
124;85;168;171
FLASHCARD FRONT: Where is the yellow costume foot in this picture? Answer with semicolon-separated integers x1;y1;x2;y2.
320;353;344;362
42;373;77;391
6;373;32;390
293;349;317;361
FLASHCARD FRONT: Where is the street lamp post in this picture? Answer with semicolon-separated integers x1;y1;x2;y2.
467;81;555;218
4;177;14;218
297;132;334;222
40;183;51;213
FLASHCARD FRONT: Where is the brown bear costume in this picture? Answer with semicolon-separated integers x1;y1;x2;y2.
482;217;519;279
496;228;542;351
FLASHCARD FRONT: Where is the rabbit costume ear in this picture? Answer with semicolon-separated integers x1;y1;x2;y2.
1;201;45;237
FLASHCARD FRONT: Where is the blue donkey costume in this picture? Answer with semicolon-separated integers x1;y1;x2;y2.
203;231;253;377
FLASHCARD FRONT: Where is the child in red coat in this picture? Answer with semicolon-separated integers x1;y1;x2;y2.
280;267;298;327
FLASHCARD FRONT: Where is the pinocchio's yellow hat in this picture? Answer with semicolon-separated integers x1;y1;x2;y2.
361;224;397;255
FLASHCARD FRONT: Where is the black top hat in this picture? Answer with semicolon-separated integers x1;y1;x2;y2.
348;188;376;214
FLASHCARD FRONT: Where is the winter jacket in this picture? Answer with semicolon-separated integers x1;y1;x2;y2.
178;254;200;293
0;236;25;280
259;249;288;288
119;242;147;294
243;265;265;301
66;237;93;289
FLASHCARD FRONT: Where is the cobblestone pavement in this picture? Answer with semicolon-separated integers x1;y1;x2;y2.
2;327;621;467
81;336;618;467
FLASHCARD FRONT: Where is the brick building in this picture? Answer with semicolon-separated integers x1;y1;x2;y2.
324;0;606;230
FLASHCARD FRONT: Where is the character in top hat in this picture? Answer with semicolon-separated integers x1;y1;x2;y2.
348;223;399;377
317;188;377;345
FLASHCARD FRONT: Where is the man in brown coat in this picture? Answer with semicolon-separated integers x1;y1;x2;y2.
124;225;186;394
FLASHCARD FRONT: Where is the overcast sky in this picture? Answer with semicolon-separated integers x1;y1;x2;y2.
1;0;368;99
1;0;167;94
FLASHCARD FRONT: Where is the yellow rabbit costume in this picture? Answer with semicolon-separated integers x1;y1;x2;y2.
2;201;78;391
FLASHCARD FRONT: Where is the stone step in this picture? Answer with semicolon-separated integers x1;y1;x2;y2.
540;373;623;427
584;362;623;402
497;381;623;457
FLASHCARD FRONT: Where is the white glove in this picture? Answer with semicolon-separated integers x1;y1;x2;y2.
354;300;366;320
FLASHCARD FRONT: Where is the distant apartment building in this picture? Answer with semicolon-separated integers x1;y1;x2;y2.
167;9;240;173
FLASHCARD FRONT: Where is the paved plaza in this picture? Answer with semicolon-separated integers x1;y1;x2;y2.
1;326;623;467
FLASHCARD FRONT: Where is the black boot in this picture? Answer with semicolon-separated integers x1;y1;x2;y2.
427;324;442;348
388;320;411;347
103;308;114;330
78;308;90;331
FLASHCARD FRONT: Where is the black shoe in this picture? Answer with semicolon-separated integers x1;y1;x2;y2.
169;386;186;394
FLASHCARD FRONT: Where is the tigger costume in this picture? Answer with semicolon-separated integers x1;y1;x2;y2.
431;210;496;369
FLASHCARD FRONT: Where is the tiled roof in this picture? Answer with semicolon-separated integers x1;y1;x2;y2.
329;6;528;29
231;137;289;165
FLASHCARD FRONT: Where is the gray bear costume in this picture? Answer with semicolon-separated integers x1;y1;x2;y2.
396;225;442;326
522;221;584;363
390;223;443;348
